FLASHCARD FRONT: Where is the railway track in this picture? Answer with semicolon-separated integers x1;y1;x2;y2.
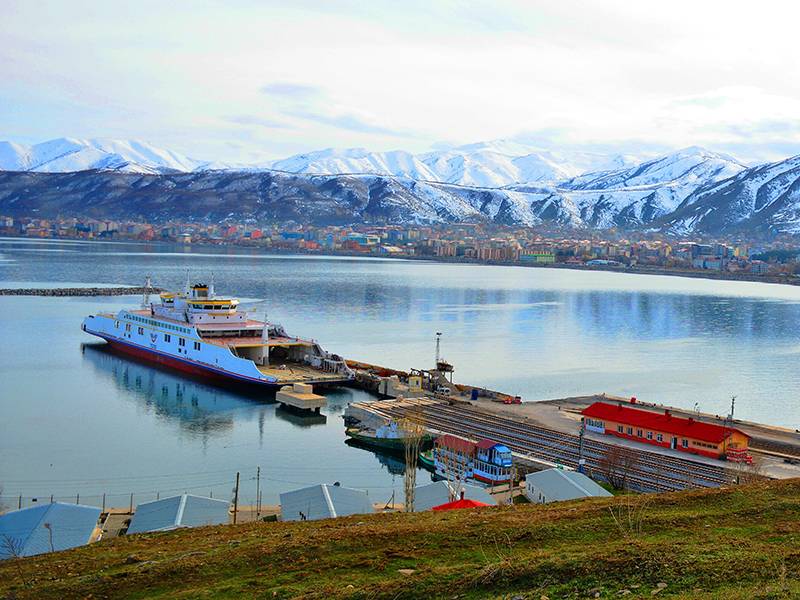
361;398;735;493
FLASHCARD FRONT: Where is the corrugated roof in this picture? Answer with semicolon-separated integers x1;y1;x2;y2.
413;481;494;512
280;484;372;522
127;495;229;534
475;439;501;450
0;503;101;559
525;469;612;502
582;402;748;443
435;434;476;454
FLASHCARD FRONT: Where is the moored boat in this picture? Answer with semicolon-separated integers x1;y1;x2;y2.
345;421;434;453
82;280;354;390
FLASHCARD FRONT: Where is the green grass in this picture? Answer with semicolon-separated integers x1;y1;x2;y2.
2;480;800;599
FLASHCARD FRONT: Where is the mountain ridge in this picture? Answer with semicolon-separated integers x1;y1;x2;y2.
3;138;800;235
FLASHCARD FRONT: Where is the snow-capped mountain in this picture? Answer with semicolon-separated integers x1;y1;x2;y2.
662;155;800;235
4;137;800;235
268;147;438;181
269;140;645;188
0;138;210;174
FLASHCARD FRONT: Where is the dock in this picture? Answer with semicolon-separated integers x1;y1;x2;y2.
0;286;161;296
276;383;326;412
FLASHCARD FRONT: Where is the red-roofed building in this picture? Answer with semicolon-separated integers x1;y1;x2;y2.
581;401;750;460
432;498;491;511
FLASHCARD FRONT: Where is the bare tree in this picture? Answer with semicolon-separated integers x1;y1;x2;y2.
734;454;765;486
1;534;29;586
608;493;655;539
599;445;640;491
401;411;426;512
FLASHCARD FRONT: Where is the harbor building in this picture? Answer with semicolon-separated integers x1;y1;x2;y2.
126;494;230;534
524;468;612;504
581;401;751;460
279;483;372;521
431;435;513;485
0;503;101;559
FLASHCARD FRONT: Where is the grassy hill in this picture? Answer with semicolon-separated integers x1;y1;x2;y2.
1;480;799;599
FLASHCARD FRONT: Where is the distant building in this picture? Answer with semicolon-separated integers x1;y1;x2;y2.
280;484;372;521
0;503;101;559
126;494;230;534
520;251;555;264
413;481;494;512
751;260;769;274
524;468;612;504
581;401;751;459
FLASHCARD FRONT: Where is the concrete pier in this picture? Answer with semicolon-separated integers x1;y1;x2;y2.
0;286;161;297
276;383;326;412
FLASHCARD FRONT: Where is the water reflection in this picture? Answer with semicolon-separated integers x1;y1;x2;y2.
81;343;269;434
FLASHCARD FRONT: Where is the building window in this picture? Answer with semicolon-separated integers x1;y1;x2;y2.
636;429;643;437
164;334;171;342
682;439;689;448
626;427;633;435
647;431;653;440
656;434;663;442
617;425;623;433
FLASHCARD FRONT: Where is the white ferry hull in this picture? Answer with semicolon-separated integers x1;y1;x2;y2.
82;313;352;389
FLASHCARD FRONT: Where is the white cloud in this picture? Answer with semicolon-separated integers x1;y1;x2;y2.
1;0;800;163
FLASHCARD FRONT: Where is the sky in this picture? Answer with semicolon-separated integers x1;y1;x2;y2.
2;0;800;164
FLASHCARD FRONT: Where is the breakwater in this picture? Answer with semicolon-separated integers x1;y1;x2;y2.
0;286;161;296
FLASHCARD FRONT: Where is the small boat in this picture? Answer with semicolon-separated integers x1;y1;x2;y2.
418;449;436;470
345;421;434;454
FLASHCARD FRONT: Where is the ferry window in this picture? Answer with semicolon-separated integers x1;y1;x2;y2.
164;334;171;342
125;323;131;332
193;342;200;350
115;321;119;328
137;327;144;335
179;338;186;347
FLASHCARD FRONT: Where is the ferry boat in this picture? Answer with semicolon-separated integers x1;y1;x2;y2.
81;280;354;389
430;434;513;486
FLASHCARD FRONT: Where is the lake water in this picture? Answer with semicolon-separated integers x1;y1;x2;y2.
2;237;800;507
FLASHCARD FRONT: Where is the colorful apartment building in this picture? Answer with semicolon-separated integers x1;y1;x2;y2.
581;401;751;460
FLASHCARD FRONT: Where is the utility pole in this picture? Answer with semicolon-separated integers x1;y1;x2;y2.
577;417;586;474
723;396;736;454
435;332;442;369
233;472;240;525
255;466;261;519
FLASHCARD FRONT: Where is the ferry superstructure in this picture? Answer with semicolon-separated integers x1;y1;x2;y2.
82;281;354;388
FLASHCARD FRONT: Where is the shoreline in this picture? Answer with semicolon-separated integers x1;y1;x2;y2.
3;233;798;289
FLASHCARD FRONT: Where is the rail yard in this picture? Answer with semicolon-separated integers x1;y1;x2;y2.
347;396;738;492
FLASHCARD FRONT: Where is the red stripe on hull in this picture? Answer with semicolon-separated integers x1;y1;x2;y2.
105;339;267;386
472;473;511;485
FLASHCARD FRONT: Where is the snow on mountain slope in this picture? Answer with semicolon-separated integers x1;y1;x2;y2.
0;138;207;174
662;155;800;234
268;148;438;181
268;140;646;188
561;147;746;192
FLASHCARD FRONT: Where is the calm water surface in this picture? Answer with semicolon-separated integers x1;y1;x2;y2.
2;238;800;506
